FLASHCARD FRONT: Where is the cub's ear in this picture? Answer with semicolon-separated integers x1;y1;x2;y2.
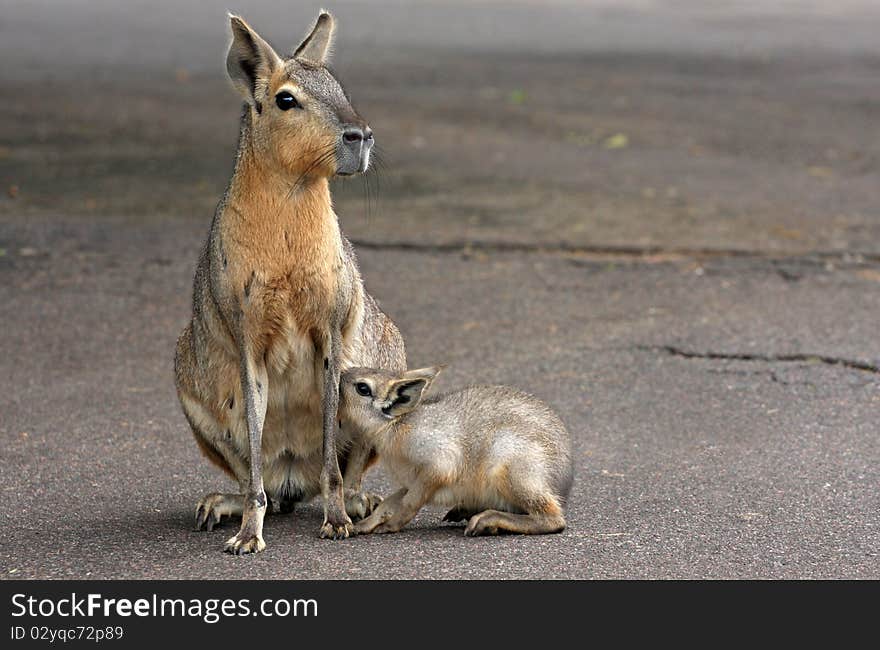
383;366;443;418
294;11;336;65
226;14;282;110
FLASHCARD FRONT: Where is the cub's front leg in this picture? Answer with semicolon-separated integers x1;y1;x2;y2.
354;485;435;535
354;488;407;535
343;442;383;521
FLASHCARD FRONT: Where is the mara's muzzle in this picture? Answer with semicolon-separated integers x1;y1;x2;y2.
336;125;373;176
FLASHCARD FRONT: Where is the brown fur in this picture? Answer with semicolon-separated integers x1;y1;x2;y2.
175;12;405;554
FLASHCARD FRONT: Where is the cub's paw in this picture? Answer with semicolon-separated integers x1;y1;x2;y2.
224;531;266;555
344;489;383;521
195;493;244;532
352;519;372;536
464;511;500;537
372;521;405;535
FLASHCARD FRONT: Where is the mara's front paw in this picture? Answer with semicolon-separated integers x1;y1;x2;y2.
224;505;266;555
319;511;353;540
344;489;383;521
224;531;266;555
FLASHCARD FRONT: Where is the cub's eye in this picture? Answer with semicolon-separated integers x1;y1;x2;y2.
275;91;301;111
355;382;372;397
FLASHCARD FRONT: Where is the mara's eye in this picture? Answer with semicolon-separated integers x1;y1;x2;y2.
275;91;301;111
355;382;372;397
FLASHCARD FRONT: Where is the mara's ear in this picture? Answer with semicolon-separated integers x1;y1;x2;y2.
226;14;282;109
294;11;336;65
383;366;443;418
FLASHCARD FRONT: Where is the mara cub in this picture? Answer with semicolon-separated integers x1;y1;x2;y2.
338;367;573;536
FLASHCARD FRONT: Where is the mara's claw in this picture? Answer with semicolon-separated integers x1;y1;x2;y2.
319;516;353;540
224;531;266;555
195;493;244;532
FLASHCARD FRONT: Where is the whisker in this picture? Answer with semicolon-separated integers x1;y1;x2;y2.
362;171;372;226
371;147;391;179
287;144;338;199
362;156;384;228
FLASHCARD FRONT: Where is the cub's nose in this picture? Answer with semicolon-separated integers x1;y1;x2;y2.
342;125;373;144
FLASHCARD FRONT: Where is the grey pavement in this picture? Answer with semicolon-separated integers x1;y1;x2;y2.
0;1;878;579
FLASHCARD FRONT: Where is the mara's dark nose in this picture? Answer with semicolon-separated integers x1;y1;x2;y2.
337;124;374;176
343;126;373;144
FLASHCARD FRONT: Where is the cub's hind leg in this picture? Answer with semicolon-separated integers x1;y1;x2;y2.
464;510;566;536
464;498;566;536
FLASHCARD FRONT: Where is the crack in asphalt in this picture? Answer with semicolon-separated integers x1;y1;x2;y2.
349;238;880;265
708;367;817;387
643;345;880;374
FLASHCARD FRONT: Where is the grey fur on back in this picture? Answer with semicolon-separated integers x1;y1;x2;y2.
341;237;406;371
415;385;574;503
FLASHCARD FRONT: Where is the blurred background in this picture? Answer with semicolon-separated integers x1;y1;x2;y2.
1;2;878;578
3;0;880;252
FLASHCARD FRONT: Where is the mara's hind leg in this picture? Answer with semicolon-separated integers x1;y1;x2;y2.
195;493;244;531
186;422;249;534
178;385;251;536
464;499;566;536
196;492;302;531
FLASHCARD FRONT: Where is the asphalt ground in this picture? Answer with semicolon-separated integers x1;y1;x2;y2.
0;1;878;578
